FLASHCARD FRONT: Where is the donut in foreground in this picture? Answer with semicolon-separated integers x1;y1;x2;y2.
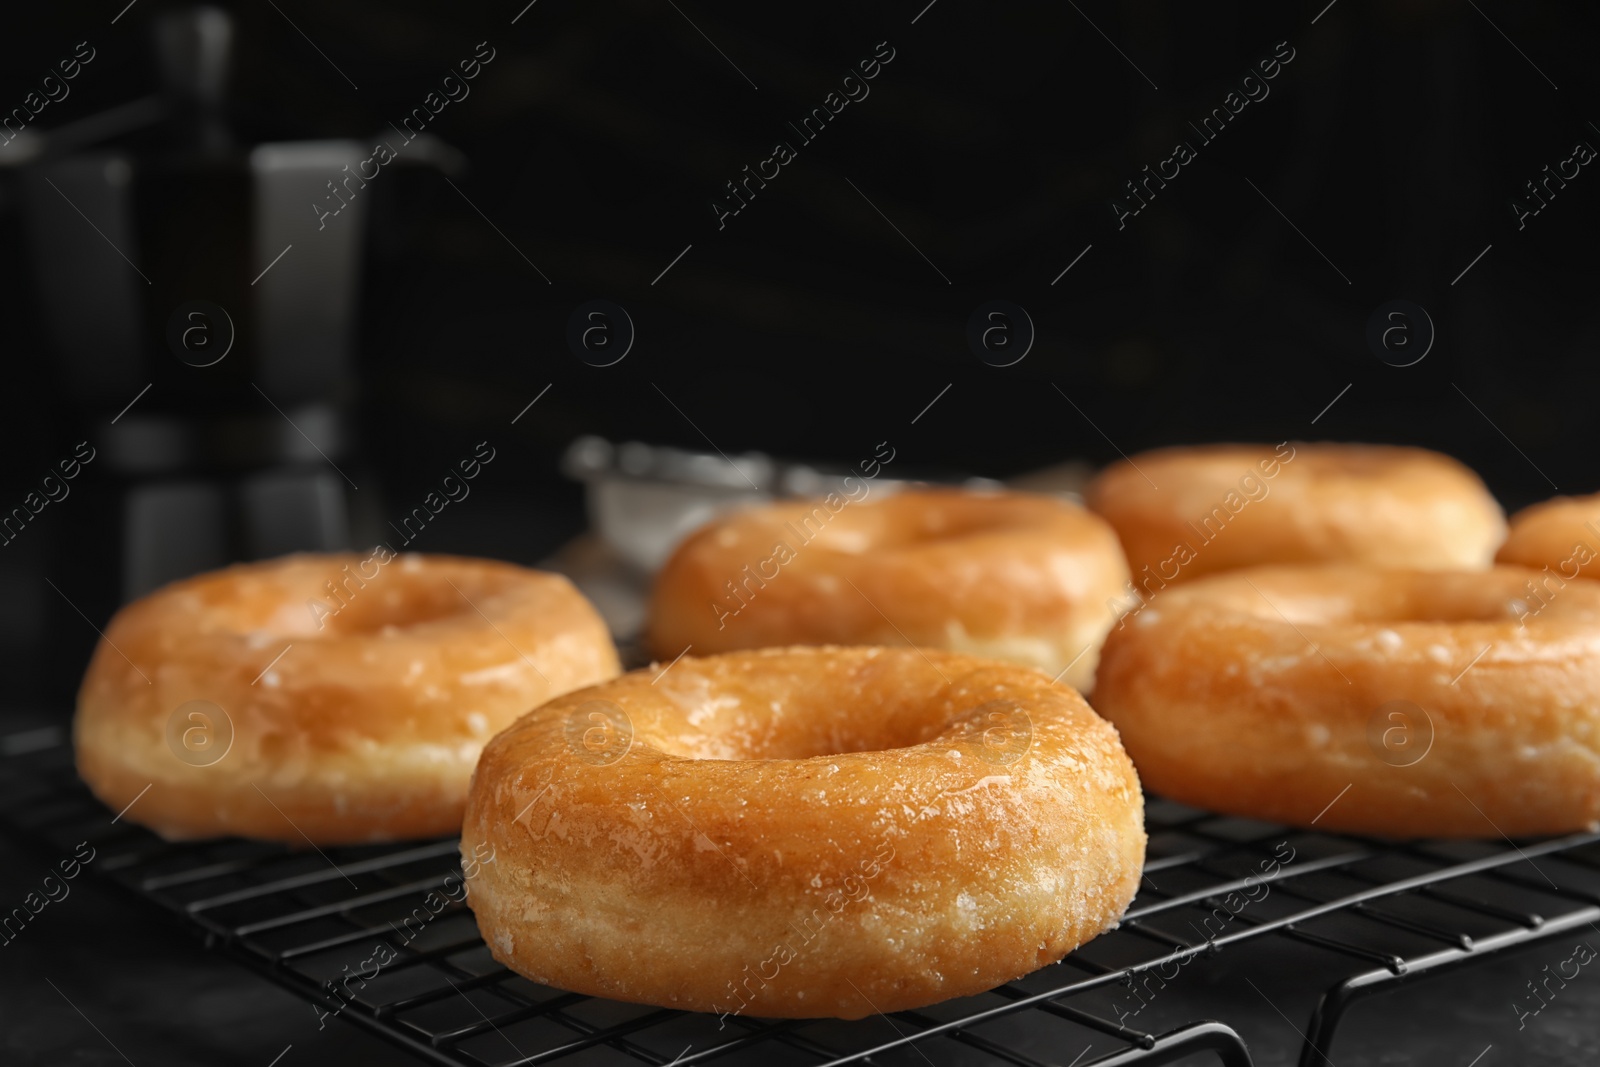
461;646;1146;1018
1085;442;1506;587
75;553;619;843
647;488;1131;691
1497;492;1600;581
1093;565;1600;837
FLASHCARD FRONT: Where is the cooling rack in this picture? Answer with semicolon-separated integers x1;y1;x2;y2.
4;724;1599;1067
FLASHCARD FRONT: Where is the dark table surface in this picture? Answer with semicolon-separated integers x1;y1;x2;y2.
4;700;1599;1067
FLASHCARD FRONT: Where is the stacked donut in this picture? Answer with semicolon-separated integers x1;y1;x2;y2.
76;553;622;843
72;438;1600;1023
1084;443;1600;838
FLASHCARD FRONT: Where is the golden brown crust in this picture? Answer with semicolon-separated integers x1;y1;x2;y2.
1498;492;1600;579
74;553;620;843
1085;443;1506;586
1092;565;1600;837
646;489;1131;690
461;647;1146;1018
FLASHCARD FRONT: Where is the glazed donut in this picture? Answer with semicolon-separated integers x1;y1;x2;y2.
1086;443;1505;589
1497;492;1600;580
1092;565;1600;837
75;553;619;844
462;646;1145;1018
646;489;1131;691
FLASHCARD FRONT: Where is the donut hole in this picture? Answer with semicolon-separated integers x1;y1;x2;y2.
1385;592;1525;623
652;657;1033;763
1300;447;1408;481
734;714;952;760
1237;589;1523;626
891;502;1035;548
659;699;949;761
202;558;512;638
317;580;481;635
801;494;1033;556
1213;568;1550;627
1372;576;1537;624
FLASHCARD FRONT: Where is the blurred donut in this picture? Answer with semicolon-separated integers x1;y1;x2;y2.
1497;492;1600;581
75;553;620;843
1086;442;1505;591
647;488;1130;691
1093;564;1600;837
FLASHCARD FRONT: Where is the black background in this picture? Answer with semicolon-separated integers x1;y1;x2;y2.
5;3;1595;450
3;1;1597;701
0;3;1597;1061
8;0;1586;470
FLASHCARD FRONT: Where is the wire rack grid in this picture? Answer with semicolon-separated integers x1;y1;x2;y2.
4;725;1599;1067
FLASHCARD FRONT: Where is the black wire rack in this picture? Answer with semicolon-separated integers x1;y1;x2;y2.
5;723;1600;1067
